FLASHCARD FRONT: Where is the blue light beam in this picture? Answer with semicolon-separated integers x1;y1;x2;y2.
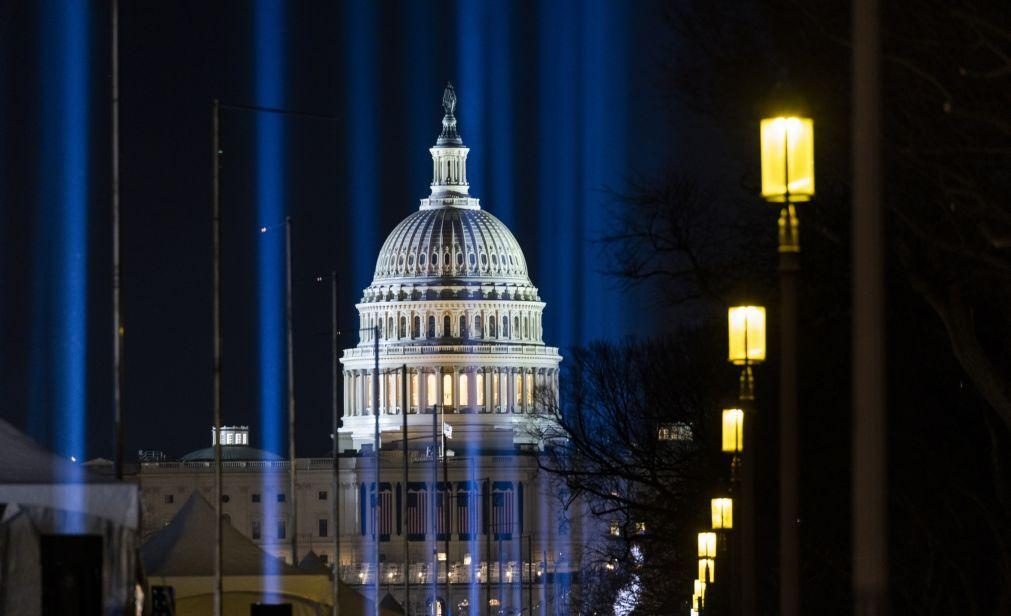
33;0;90;468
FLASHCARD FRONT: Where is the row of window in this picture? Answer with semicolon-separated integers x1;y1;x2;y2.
162;490;330;505
250;518;330;541
350;370;536;414
361;310;540;342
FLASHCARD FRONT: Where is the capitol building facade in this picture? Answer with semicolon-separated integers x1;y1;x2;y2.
137;86;581;615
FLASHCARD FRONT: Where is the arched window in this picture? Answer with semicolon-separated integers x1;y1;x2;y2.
459;315;467;338
524;316;530;339
502;316;509;338
441;373;452;407
427;315;436;338
514;316;519;336
489;316;497;338
476;372;485;407
399;317;407;339
475;315;483;337
426;373;437;409
412;316;420;338
388;317;394;338
459;373;469;406
443;315;451;337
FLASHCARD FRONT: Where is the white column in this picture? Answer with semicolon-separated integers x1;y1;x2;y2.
511;369;519;413
419;368;428;411
483;368;492;414
436;367;445;410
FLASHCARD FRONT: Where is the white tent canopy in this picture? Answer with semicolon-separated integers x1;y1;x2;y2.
142;492;398;616
0;418;138;529
0;419;140;614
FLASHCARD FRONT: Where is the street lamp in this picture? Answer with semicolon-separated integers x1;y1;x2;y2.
721;409;744;453
761;112;814;616
697;532;717;559
727;305;766;401
726;304;765;616
698;558;715;584
711;498;733;530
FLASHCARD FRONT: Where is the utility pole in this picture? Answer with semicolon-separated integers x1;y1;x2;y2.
442;404;451;616
485;478;491;616
210;98;223;616
373;327;380;616
527;534;533;616
431;403;438;616
110;0;125;483
286;217;298;566
853;0;887;614
331;271;340;616
402;364;410;615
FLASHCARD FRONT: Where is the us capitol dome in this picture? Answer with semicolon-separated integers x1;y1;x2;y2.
339;84;562;451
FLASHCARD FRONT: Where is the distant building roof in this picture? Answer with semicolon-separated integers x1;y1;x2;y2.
179;445;282;462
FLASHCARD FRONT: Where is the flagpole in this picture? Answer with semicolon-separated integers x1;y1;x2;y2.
373;327;380;616
331;271;340;616
401;364;409;615
442;404;451;616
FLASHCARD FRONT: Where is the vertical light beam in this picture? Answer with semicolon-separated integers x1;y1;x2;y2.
34;0;90;467
345;0;378;297
254;0;287;582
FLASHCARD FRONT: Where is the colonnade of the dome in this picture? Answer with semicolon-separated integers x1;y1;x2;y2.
357;302;544;344
342;365;560;417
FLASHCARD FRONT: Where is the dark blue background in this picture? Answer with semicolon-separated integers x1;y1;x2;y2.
0;0;678;459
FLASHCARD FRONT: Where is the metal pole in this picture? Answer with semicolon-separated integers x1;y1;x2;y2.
402;364;410;615
527;534;533;616
211;98;223;616
541;548;547;616
498;534;503;616
485;479;491;616
111;0;124;483
779;204;800;616
740;361;755;616
442;404;451;616
374;327;380;616
432;404;438;615
286;217;299;566
853;0;887;613
332;271;340;616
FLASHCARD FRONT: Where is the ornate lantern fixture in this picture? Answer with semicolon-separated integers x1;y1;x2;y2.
697;531;717;558
711;497;733;530
698;558;715;584
722;408;744;453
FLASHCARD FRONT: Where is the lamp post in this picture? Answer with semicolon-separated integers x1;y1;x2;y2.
727;304;765;615
760;113;815;616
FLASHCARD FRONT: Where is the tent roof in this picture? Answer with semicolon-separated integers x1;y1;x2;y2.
0;419;107;484
142;492;309;577
297;550;331;575
379;592;406;614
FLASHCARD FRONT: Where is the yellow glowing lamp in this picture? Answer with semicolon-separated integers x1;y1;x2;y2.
694;579;707;600
698;558;715;583
760;116;815;202
722;408;744;453
711;497;733;530
728;306;766;365
697;531;717;558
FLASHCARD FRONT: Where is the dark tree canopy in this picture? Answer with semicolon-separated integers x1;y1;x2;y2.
543;1;1010;614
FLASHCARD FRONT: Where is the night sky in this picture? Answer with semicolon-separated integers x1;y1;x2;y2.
0;1;679;460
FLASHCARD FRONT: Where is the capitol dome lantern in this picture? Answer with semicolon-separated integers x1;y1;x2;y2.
339;84;562;451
